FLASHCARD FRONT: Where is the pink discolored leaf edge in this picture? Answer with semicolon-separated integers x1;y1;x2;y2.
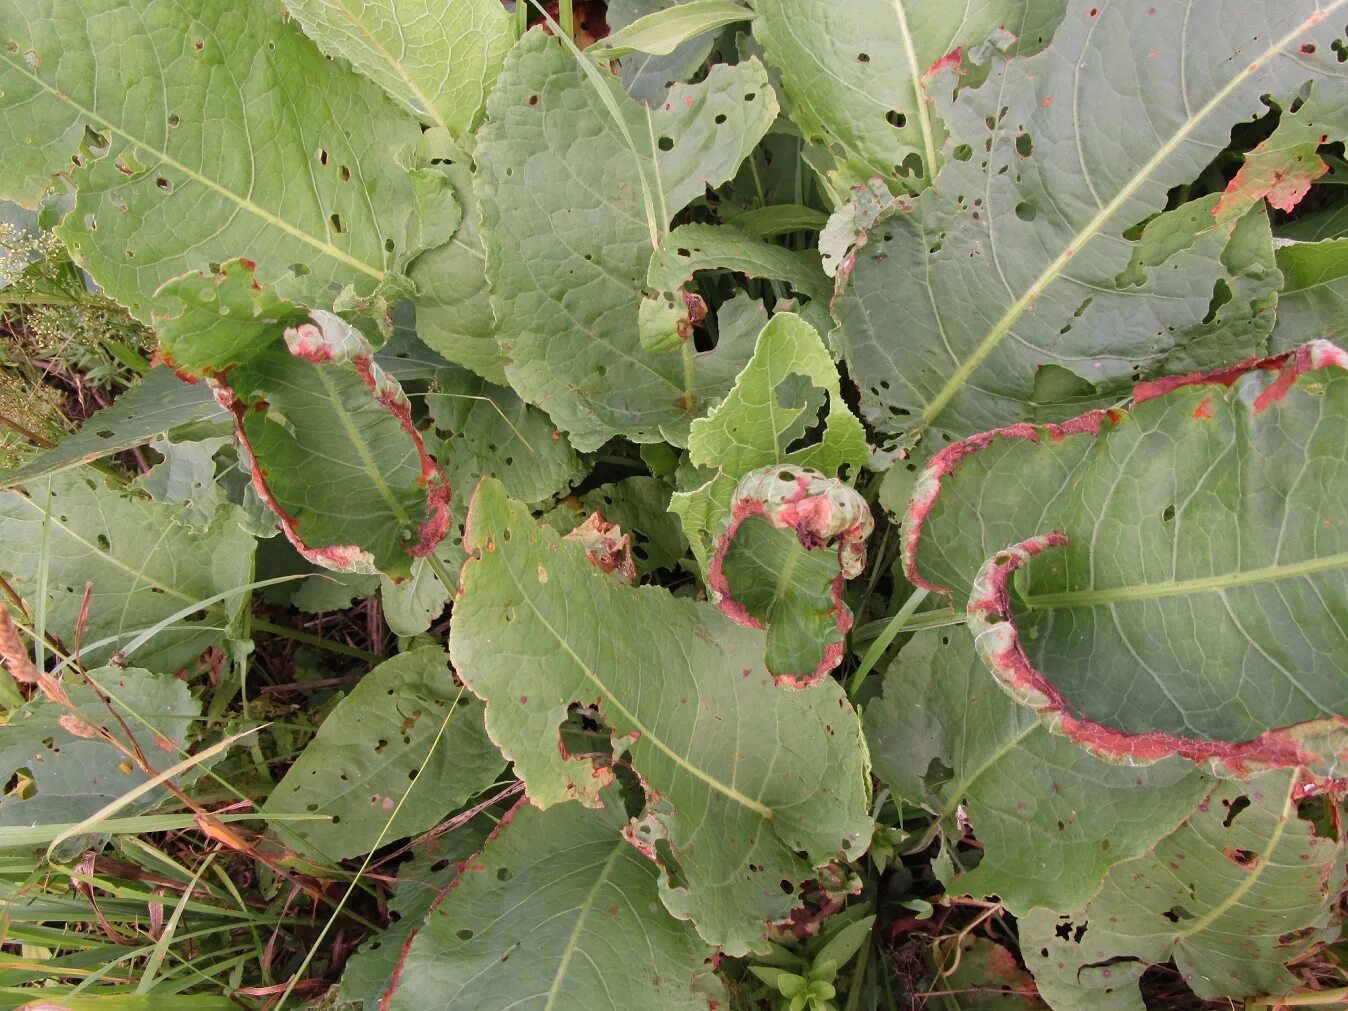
904;341;1348;594
212;312;451;575
966;533;1348;787
708;466;873;689
902;341;1348;785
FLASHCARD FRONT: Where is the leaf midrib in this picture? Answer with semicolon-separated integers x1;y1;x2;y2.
1022;549;1348;609
888;0;937;181
0;52;383;281
543;839;625;1011
918;2;1348;429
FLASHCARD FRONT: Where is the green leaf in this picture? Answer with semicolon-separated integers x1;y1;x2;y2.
753;0;1065;193
709;467;873;686
262;647;500;861
641;222;832;352
865;631;1208;914
578;476;690;576
0;473;254;673
385;784;725;1010
281;0;514;138
0;0;444;319
905;343;1348;775
0;667;200;846
605;0;721;106
132;434;231;528
1271;238;1348;351
1022;770;1347;1011
672;313;868;569
212;307;450;576
450;479;872;954
406;158;507;384
338;814;495;1008
0;368;226;491
590;0;754;60
477;29;778;450
834;1;1345;448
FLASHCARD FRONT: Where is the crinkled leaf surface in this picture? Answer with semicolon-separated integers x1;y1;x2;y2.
477;29;777;450
0;666;199;841
262;647;500;861
406;159;506;384
1022;770;1347;1011
337;815;494;1008
226;340;448;579
450;479;872;954
578;476;690;576
281;0;514;138
1270;238;1348;351
834;0;1348;448
673;312;868;569
387;785;725;1010
0;0;444;318
0;473;254;673
0;367;226;490
753;0;1065;194
906;345;1348;773
865;632;1208;914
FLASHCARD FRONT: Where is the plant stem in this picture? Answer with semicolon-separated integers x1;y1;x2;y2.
558;0;575;41
251;620;382;663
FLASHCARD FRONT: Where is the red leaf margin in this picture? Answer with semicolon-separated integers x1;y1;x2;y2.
708;467;874;689
212;313;451;575
903;340;1348;784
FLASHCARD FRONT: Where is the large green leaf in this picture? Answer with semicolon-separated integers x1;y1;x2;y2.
1022;770;1347;1011
833;0;1347;449
905;343;1348;775
280;0;514;138
262;647;501;861
0;666;200;843
449;478;872;954
604;0;723;105
477;29;778;450
0;473;254;673
672;313;868;569
753;0;1065;194
0;367;226;490
386;785;725;1010
0;0;445;317
865;631;1208;914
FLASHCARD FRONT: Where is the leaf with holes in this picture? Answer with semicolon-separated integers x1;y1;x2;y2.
865;631;1208;914
0;473;254;673
672;312;868;570
833;0;1347;450
0;666;201;846
1022;769;1347;1011
262;647;500;861
281;0;514;139
0;367;227;490
477;28;778;450
753;0;1066;195
0;0;452;320
450;478;872;954
906;342;1348;777
386;783;725;1010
